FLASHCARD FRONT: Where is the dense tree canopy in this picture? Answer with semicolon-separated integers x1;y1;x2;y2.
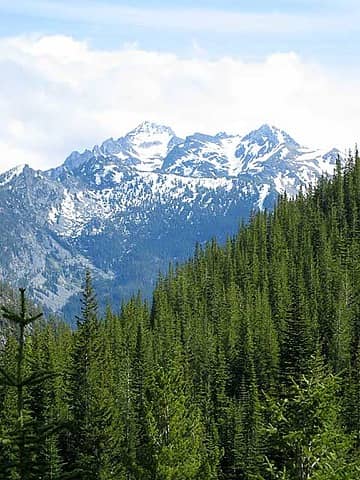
1;152;360;478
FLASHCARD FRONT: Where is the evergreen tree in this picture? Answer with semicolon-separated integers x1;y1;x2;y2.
66;270;104;479
263;353;359;480
0;288;59;479
146;349;212;479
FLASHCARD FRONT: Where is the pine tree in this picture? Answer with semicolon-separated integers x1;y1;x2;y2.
66;270;105;479
0;288;59;479
146;349;211;479
263;352;360;480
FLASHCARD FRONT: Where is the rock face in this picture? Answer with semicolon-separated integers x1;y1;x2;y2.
0;122;341;318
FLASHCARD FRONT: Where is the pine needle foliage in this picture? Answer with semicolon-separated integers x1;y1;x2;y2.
0;288;60;480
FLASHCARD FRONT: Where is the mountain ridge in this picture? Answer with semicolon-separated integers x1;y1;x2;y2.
46;121;338;179
0;122;342;317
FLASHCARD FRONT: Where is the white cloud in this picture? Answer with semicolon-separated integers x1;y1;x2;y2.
0;34;359;173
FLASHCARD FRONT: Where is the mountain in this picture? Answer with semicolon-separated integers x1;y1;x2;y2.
0;121;341;318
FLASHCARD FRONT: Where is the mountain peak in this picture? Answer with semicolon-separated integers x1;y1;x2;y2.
0;164;28;186
127;121;175;137
63;149;94;171
257;124;280;136
242;124;299;148
215;131;233;139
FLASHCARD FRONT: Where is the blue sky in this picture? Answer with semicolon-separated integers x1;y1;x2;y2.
0;1;359;172
0;0;358;65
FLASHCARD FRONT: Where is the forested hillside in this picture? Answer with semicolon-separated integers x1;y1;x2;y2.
1;153;360;479
0;122;340;316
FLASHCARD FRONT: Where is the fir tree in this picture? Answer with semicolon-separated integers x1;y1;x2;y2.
66;270;104;480
0;288;58;479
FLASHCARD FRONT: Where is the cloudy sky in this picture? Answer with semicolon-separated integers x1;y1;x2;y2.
0;0;359;172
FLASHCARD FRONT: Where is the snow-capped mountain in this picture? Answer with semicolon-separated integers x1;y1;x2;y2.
61;121;183;175
0;122;341;318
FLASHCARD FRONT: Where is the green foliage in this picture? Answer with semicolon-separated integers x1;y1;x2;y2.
0;288;61;479
263;354;360;479
146;352;208;479
2;152;360;477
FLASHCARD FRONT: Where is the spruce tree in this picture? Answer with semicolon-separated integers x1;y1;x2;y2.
66;270;104;479
0;288;58;479
263;353;359;480
146;349;211;479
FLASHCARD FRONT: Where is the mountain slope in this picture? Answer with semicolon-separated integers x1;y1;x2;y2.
0;122;341;316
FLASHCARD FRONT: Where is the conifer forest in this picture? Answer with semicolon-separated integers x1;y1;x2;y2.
2;154;360;479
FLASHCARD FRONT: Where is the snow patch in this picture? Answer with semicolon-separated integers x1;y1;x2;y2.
0;164;26;186
257;184;270;210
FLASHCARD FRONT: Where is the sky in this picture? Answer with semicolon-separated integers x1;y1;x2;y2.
0;0;359;172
